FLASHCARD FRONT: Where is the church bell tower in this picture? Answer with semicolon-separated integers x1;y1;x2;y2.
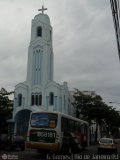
26;6;53;86
13;7;71;137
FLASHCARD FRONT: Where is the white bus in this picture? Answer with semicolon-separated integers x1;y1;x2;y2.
26;111;89;153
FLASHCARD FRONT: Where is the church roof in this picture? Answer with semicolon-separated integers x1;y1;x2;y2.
34;13;51;25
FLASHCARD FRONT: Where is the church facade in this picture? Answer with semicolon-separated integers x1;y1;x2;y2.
12;8;74;135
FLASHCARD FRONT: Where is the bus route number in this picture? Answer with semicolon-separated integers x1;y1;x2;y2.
37;131;56;138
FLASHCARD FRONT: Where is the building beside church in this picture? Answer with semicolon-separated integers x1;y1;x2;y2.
12;7;74;136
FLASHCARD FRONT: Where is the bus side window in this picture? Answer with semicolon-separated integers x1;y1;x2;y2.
72;121;75;132
84;125;87;134
78;124;81;132
81;125;84;133
68;120;74;132
74;121;78;132
61;117;68;132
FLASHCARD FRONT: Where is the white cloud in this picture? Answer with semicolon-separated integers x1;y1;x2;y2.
0;0;120;108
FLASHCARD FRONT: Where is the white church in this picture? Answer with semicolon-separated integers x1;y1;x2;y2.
12;6;74;136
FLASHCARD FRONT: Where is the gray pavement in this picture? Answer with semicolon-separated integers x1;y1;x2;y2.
0;143;120;160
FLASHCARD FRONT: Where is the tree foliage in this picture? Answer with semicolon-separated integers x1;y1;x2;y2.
0;88;14;133
73;89;120;137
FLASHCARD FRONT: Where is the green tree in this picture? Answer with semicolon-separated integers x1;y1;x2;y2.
73;89;120;140
105;107;120;137
0;88;14;134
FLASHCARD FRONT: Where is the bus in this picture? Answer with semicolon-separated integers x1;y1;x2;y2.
26;111;89;154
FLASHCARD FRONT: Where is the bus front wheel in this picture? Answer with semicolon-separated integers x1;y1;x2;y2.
60;143;72;154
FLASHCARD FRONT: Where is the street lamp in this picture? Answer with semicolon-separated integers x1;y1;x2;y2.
109;101;120;104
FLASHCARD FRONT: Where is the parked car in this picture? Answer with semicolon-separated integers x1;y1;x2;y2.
0;134;25;151
97;138;117;154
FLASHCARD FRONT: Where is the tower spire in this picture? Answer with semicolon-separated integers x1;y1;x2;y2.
38;5;47;14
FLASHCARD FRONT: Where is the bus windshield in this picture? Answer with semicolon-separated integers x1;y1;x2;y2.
30;113;58;128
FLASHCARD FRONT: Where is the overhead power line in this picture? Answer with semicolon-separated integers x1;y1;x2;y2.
110;0;120;60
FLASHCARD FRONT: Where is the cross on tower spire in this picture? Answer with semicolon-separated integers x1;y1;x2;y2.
38;5;47;14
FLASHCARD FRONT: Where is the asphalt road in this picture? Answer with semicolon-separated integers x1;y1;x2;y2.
0;143;120;160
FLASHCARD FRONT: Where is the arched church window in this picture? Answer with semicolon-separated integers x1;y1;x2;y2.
49;53;53;80
64;95;66;109
31;93;42;106
31;95;34;105
18;94;22;106
35;95;38;105
50;30;51;40
49;92;54;105
37;26;42;37
39;95;42;105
